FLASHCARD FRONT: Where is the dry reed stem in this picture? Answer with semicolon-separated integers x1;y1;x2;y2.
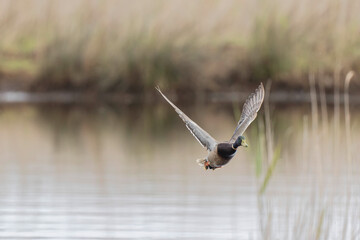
309;73;323;186
342;71;354;240
344;71;354;168
264;80;273;164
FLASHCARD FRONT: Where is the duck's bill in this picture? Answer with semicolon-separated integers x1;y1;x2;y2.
242;140;248;147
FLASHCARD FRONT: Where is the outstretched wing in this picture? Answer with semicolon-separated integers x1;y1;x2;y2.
156;87;217;151
229;83;265;143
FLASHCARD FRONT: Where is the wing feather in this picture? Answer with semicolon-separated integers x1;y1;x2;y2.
156;87;217;151
229;83;265;143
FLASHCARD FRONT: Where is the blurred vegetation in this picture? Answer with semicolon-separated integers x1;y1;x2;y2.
0;0;360;93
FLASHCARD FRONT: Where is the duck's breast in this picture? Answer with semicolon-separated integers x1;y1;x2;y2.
208;143;236;167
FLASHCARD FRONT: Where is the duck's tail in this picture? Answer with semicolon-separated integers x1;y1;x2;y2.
196;158;209;170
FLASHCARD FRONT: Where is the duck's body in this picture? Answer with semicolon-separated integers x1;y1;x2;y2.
199;143;237;169
156;83;264;170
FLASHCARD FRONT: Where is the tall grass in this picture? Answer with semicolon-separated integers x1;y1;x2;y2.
0;0;360;92
255;71;358;238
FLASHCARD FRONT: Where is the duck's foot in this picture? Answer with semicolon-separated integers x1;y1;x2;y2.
205;161;218;170
197;158;218;170
204;161;210;170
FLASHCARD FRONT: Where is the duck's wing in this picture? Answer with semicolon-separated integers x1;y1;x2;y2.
229;83;265;143
156;87;217;151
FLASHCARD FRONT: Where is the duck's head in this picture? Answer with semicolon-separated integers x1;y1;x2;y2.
233;136;248;149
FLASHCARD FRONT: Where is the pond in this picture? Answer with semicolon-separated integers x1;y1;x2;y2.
0;102;359;239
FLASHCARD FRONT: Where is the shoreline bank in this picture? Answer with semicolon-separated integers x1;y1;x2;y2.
0;90;359;105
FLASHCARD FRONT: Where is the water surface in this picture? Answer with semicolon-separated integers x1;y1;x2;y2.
0;103;359;239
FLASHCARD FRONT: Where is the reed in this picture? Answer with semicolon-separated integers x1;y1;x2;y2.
254;72;358;238
1;0;360;92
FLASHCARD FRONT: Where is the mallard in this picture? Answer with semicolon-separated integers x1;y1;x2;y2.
156;83;265;170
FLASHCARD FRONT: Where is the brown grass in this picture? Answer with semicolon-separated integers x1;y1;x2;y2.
0;0;360;92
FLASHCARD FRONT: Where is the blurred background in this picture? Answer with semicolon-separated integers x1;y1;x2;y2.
0;0;360;239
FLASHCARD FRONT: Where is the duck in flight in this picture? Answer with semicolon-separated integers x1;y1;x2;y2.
156;83;265;170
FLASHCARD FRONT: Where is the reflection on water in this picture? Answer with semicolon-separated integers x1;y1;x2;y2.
0;103;359;239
